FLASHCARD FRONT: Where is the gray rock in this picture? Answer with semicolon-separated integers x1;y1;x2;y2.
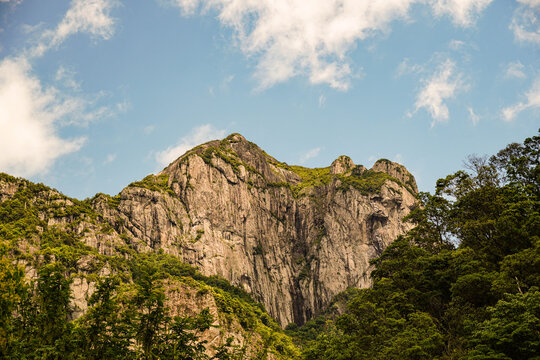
97;134;419;326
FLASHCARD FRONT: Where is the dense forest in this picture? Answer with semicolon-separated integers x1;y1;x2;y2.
291;130;540;359
1;131;539;359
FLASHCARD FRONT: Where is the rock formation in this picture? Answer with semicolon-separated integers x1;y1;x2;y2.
92;133;419;326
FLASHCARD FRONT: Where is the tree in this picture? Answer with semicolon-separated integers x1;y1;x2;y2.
0;242;27;358
73;277;134;360
464;290;540;360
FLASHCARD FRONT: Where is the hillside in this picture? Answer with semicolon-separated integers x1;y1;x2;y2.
0;133;419;358
91;133;418;325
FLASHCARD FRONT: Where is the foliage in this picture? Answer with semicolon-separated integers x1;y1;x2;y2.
298;130;540;359
272;163;403;197
337;170;398;195
0;173;300;359
196;140;259;176
463;289;540;360
129;174;176;196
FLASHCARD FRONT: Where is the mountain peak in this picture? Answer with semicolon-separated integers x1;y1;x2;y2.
330;155;355;174
223;132;247;143
371;158;417;193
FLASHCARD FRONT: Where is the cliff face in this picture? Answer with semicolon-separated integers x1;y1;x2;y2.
0;172;298;358
94;133;418;326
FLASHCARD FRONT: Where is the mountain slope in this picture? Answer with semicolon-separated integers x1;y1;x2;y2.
0;173;299;359
91;133;419;325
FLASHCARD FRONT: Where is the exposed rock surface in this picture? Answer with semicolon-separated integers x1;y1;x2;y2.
94;133;419;326
0;171;298;358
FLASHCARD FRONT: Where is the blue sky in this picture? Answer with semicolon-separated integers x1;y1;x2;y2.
0;0;538;199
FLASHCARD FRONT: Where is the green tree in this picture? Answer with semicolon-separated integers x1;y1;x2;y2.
463;290;540;360
73;276;134;360
0;242;28;357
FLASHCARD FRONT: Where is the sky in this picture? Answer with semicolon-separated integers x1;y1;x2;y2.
0;0;538;199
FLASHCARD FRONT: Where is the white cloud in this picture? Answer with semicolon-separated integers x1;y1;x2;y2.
30;0;118;57
511;0;540;46
155;124;227;168
412;59;466;125
144;125;156;134
0;0;119;177
55;65;81;90
396;58;423;77
468;106;480;125
505;61;526;79
222;74;234;87
171;0;491;90
104;153;117;164
318;95;326;108
431;0;493;27
502;74;540;121
299;147;322;164
0;57;86;177
449;39;465;50
0;0;21;7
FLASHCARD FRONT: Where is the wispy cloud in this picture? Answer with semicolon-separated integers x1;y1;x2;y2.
30;0;118;58
411;59;467;126
222;74;234;89
299;147;322;164
502;74;540;121
169;0;492;91
0;0;119;177
393;153;404;164
55;66;81;90
144;125;155;134
155;124;227;168
0;58;86;176
468;106;480;125
430;0;493;27
103;153;117;164
505;61;526;79
449;39;465;50
510;0;540;46
318;95;326;108
396;58;424;78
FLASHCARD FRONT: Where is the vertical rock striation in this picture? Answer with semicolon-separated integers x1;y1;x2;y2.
93;133;419;326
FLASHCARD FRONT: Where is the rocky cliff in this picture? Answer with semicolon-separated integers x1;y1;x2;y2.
92;133;419;326
0;172;299;358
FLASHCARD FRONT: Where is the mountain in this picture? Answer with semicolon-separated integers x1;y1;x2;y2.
0;134;417;338
90;133;418;326
3;131;539;360
0;173;298;358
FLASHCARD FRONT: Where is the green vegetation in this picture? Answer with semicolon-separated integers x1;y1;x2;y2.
0;249;301;359
0;172;300;359
128;174;176;197
194;229;205;242
197;141;259;176
272;164;333;197
295;130;540;359
337;169;397;195
3;130;538;359
271;162;405;197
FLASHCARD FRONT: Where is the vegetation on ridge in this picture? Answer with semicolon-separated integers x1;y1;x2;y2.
128;173;176;196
